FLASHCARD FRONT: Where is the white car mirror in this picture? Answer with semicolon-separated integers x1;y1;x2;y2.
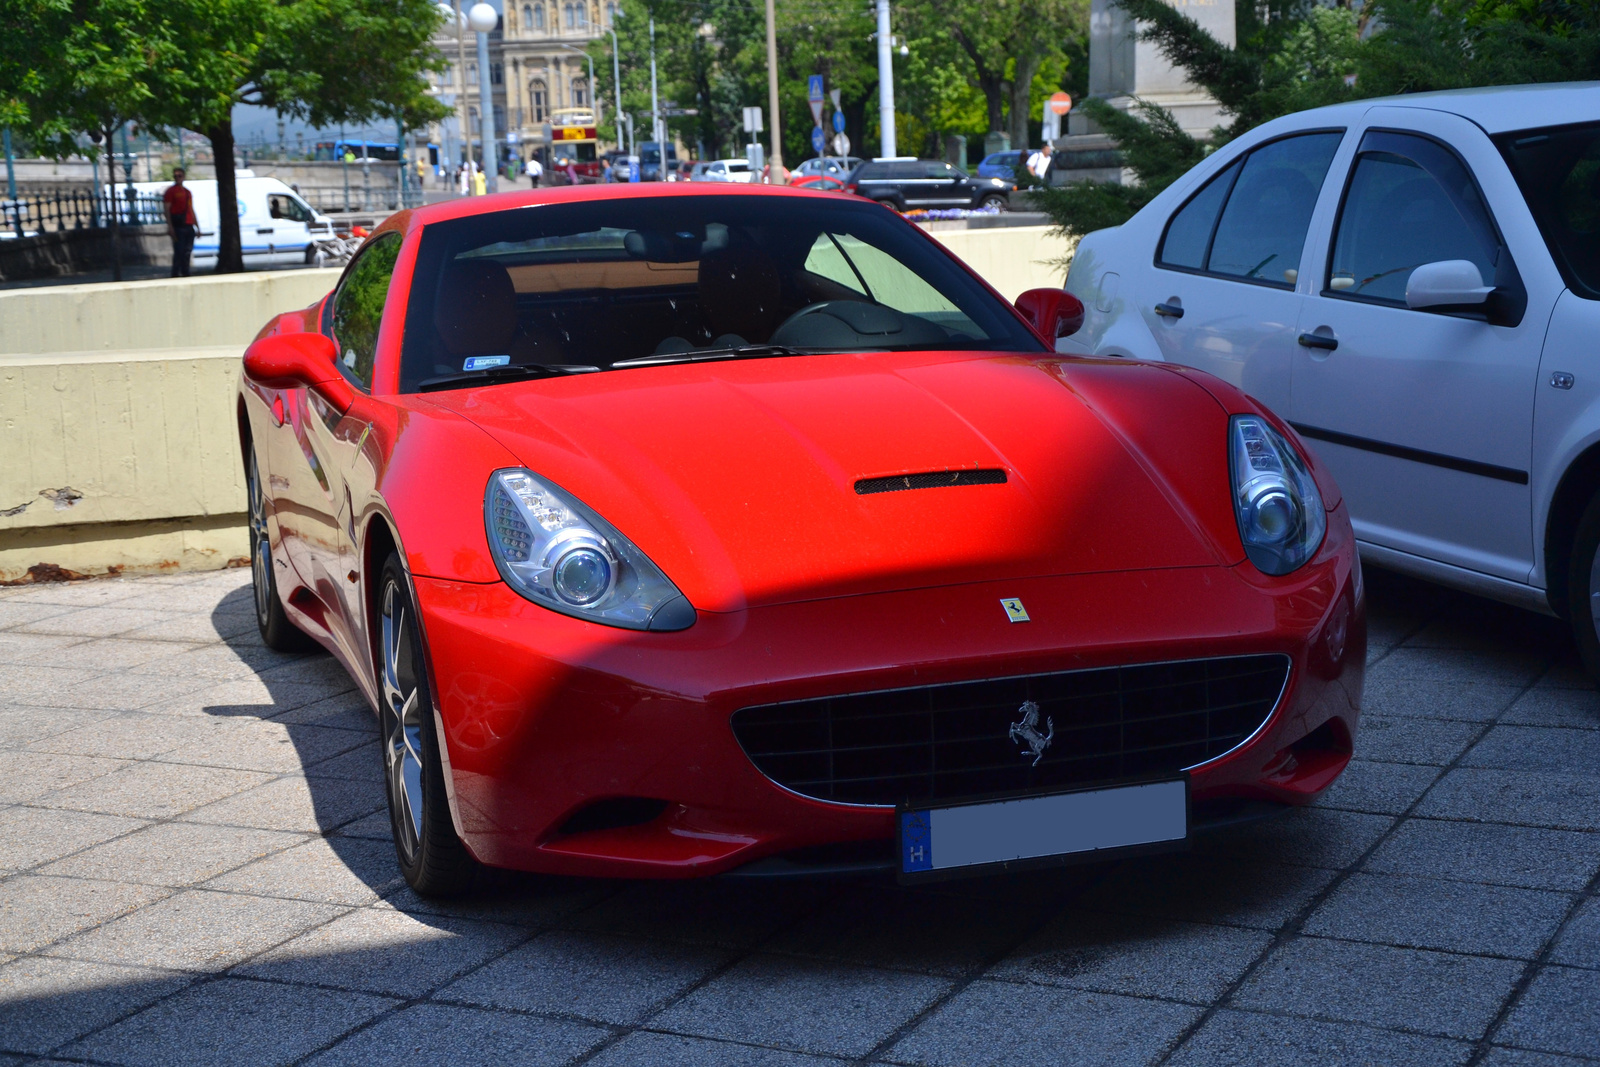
1406;260;1495;310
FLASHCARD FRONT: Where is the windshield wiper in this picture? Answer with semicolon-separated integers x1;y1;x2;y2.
612;344;807;369
416;363;599;393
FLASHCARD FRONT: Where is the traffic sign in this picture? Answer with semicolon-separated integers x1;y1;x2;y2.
808;75;824;102
742;106;763;133
812;127;826;155
830;88;842;109
832;111;845;134
1049;92;1073;115
810;99;824;127
832;132;850;156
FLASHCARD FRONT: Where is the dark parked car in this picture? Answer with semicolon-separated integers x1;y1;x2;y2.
843;159;1010;211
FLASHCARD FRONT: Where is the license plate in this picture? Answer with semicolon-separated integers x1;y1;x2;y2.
897;778;1189;882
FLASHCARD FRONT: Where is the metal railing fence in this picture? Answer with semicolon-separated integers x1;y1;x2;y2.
1;189;168;238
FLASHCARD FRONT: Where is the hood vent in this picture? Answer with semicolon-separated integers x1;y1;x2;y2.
855;468;1007;495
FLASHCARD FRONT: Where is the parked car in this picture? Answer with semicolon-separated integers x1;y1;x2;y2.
843;158;1010;211
977;150;1026;182
789;174;846;193
236;183;1362;893
1062;84;1600;672
638;141;678;181
132;175;335;269
793;156;864;180
692;157;755;183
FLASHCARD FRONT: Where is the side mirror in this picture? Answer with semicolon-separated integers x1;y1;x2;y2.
1405;260;1494;310
1015;288;1086;341
242;332;355;413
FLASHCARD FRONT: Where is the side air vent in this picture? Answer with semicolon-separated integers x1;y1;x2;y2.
855;468;1007;495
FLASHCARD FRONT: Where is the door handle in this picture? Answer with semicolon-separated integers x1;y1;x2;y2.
1297;332;1338;351
1154;302;1184;319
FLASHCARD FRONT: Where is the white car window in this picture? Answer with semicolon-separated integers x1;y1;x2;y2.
1158;159;1241;270
1207;133;1343;286
1328;130;1502;304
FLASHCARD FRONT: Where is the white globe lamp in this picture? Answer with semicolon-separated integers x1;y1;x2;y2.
466;2;497;33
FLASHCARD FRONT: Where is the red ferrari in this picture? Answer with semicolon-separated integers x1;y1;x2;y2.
238;183;1364;896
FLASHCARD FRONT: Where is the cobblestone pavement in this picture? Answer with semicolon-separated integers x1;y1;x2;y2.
1;565;1596;1066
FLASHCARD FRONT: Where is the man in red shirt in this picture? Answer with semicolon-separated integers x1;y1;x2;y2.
162;168;198;277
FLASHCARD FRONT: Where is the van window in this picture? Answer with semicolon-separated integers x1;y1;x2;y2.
268;194;312;223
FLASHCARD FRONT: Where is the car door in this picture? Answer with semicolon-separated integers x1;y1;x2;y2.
922;160;968;205
308;232;403;658
1135;129;1348;415
1290;108;1561;582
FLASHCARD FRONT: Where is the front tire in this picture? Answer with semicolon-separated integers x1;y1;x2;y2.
247;446;316;652
979;192;1007;211
378;554;479;896
1566;492;1600;683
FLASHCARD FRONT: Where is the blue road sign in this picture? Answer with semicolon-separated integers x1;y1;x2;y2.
832;111;846;134
808;74;824;102
811;127;826;154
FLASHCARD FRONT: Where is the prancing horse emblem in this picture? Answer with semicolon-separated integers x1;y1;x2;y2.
1009;700;1054;766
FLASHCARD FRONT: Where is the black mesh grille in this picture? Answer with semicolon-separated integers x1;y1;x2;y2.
854;469;1007;495
730;654;1290;806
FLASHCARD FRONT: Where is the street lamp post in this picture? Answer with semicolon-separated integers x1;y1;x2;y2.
876;0;895;158
468;1;499;192
609;12;623;153
648;15;660;157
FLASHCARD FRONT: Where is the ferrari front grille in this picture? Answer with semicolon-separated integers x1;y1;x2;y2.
854;469;1007;495
729;654;1290;806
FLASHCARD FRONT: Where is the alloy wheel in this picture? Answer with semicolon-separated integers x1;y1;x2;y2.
247;451;273;628
381;579;426;864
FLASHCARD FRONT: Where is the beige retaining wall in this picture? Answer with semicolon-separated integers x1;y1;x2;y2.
0;227;1070;583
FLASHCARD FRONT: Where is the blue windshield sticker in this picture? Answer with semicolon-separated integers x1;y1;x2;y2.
463;355;510;371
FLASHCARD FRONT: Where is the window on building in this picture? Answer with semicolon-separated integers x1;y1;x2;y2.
605;1;616;24
564;3;576;29
534;3;545;29
469;62;477;80
530;81;548;123
492;62;504;85
522;4;532;31
572;78;587;107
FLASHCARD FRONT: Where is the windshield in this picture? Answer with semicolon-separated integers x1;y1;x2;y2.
1496;121;1600;300
399;193;1042;392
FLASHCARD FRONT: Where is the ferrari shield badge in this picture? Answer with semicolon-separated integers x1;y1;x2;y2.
1009;700;1055;766
1001;597;1030;623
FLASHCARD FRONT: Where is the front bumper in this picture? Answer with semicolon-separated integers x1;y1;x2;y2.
414;509;1364;878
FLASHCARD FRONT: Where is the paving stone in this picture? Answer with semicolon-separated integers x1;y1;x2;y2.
268;690;373;730
989;909;1271;1003
254;655;359;692
155;720;369;774
0;751;125;803
1074;853;1338;930
1501;689;1600;730
306;1002;608;1066
237;907;526;997
1417;768;1600;831
441;930;729;1025
0;707;111;749
118;610;260;645
1233;936;1522;1040
6;807;147;869
768;884;1055;977
1315;759;1440;815
654;954;951;1058
1303;872;1572;958
0;632;86;668
1497;965;1600;1059
47;889;344;971
1202;808;1395;870
40;822;303;888
302;741;381;781
1548;896;1600;970
26;712;219;760
1361;676;1523;722
1367;647;1550;688
1465;726;1600;775
143;678;334;719
566;880;833;949
63;975;394;1067
1353;715;1484;765
0;603;81;632
202;836;402;906
1363;819;1600;891
1;665;210;713
587;1032;843;1067
0;957;193;1055
38;760;273;820
1165;1007;1473;1066
0;581;149;609
329;807;392;840
1479;1048;1600;1066
884;978;1199;1067
18;607;193;640
1534;659;1594;691
71;639;206;672
126;643;312;682
0;876;171;953
180;774;384;834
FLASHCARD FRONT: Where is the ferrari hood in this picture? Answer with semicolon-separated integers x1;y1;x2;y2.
424;351;1242;613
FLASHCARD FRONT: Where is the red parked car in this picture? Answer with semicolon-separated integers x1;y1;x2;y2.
238;183;1363;895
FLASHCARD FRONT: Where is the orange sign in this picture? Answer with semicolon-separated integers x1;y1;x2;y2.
1049;92;1073;116
554;125;598;140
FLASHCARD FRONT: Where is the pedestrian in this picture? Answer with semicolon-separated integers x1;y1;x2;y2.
458;163;469;196
527;156;542;186
565;158;578;185
473;165;487;196
162;167;198;278
601;158;612;183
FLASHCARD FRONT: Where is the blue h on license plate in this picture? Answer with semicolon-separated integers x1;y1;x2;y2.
898;778;1189;882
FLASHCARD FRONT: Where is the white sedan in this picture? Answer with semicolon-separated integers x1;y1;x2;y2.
1063;84;1600;671
691;158;757;183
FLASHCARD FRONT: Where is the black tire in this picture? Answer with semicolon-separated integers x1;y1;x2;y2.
1566;491;1600;683
872;197;902;211
247;445;317;652
378;554;480;896
979;192;1007;211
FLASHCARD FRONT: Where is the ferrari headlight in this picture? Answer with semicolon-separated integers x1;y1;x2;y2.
1229;415;1325;576
484;469;695;630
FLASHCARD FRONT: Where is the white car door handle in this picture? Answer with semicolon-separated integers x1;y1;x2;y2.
1298;331;1338;351
1154;302;1184;319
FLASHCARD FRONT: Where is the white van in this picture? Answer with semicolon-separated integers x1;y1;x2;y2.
133;175;335;269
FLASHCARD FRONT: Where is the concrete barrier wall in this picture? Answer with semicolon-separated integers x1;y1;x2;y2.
0;227;1070;583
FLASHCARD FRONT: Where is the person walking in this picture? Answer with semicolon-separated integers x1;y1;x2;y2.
527;156;542;186
162;167;198;277
472;163;487;196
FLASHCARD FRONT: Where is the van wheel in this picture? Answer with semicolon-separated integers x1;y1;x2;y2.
1565;490;1600;684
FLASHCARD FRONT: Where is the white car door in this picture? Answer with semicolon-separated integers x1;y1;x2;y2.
1132;129;1348;414
1290;107;1562;582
